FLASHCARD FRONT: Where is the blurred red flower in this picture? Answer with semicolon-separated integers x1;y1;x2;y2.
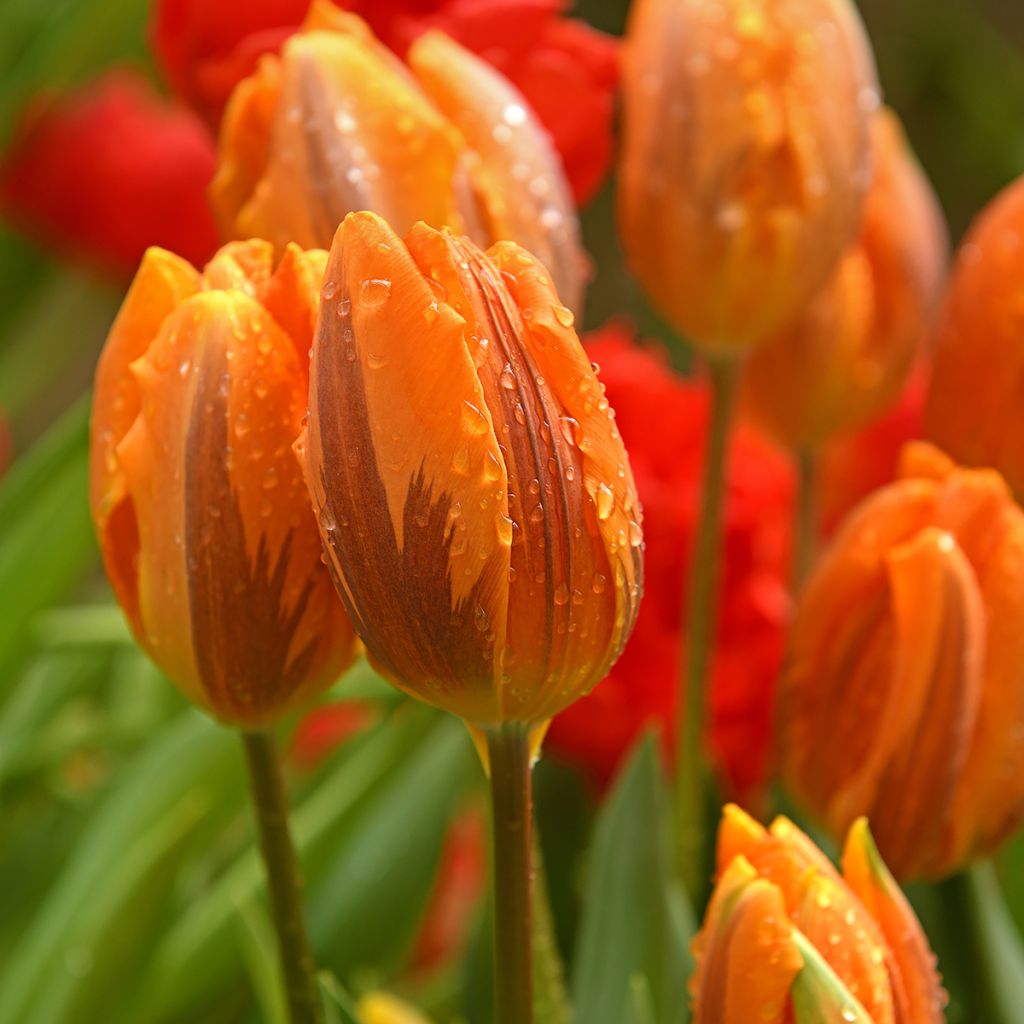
150;0;618;204
410;806;487;973
290;699;378;772
0;70;219;280
546;325;794;800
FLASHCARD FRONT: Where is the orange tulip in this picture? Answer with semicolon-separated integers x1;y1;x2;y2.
778;441;1024;878
690;804;946;1022
299;211;642;732
618;0;878;353
926;175;1024;499
743;109;947;448
90;240;357;727
210;1;585;313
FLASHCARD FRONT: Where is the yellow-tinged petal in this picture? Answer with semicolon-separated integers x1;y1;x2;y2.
90;247;200;631
303;211;510;722
409;30;586;315
691;856;803;1023
842;820;947;1023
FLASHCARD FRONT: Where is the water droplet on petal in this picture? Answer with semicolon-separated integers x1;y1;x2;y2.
595;483;614;520
360;278;391;308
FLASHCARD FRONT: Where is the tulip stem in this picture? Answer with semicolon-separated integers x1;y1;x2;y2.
241;730;324;1024
793;446;818;590
675;353;741;906
937;861;1024;1024
486;723;534;1024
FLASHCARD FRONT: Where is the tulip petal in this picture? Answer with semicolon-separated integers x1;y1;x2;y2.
305;211;510;722
409;30;586;315
793;871;895;1022
842;819;947;1023
213;16;464;251
857;528;984;877
780;478;938;815
691;856;803;1023
790;928;875;1024
489;242;643;715
90;247;200;632
117;289;347;724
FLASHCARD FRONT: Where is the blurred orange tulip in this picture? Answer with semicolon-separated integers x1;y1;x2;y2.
779;441;1024;878
90;240;357;727
926;175;1024;500
618;0;878;353
743;109;947;448
299;211;642;731
690;804;945;1022
210;1;585;313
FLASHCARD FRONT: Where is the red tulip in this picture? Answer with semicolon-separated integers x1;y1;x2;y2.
0;70;219;279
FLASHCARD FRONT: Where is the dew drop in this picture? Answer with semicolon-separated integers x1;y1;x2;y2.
500;363;516;390
552;304;575;328
360;278;392;308
592;572;607;594
452;445;471;476
483;450;503;482
322;280;338;301
461;400;489;437
553;583;570;606
495;513;514;545
530;503;545;524
595;483;614;520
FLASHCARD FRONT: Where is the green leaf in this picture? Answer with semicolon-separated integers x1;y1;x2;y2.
319;972;360;1024
0;711;238;1024
0;399;97;686
139;710;472;1021
532;835;572;1024
625;975;657;1024
790;930;873;1024
571;734;696;1024
308;713;475;975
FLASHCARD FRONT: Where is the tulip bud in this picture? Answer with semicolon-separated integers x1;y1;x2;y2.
618;0;878;352
743;109;947;448
210;2;585;311
90;240;357;727
690;805;946;1022
927;175;1024;500
779;441;1024;878
300;211;642;731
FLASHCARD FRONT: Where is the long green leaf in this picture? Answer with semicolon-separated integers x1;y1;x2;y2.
571;735;695;1024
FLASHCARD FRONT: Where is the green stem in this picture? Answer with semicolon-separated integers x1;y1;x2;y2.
487;724;534;1024
675;354;741;905
241;731;324;1024
937;862;1024;1024
792;446;818;591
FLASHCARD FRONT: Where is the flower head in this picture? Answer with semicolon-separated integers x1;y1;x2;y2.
691;805;946;1022
210;4;585;312
618;0;878;352
779;441;1024;878
300;212;642;728
927;175;1024;500
90;240;357;726
743;109;947;448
